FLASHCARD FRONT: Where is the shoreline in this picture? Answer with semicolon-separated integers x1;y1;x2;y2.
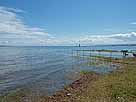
41;57;136;102
0;57;136;102
41;71;100;102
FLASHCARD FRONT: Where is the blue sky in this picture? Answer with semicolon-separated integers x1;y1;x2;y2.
0;0;136;45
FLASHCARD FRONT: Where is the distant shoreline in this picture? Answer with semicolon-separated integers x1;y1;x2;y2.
0;44;136;47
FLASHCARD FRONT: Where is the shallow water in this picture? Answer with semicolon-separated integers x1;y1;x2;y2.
0;45;135;95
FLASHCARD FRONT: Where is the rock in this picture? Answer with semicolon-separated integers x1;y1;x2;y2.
66;93;71;96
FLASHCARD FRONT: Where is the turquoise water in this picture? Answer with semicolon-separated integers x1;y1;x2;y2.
0;46;136;95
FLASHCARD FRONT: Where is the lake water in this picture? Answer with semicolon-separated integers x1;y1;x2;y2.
0;45;136;96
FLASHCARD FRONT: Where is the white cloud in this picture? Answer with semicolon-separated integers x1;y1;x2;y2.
0;6;25;13
76;32;136;45
0;6;51;45
130;22;136;25
0;6;136;46
35;32;136;46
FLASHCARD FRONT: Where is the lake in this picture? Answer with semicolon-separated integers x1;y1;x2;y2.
0;45;136;96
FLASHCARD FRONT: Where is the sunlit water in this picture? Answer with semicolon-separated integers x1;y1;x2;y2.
0;46;136;95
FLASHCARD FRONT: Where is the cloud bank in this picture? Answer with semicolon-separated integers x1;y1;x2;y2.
0;6;52;45
77;32;136;45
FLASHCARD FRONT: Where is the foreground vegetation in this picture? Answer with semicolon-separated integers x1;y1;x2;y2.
77;58;136;102
43;57;136;102
0;57;136;102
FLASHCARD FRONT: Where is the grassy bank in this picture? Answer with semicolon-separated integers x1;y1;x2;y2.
0;57;136;102
42;57;136;102
76;58;136;102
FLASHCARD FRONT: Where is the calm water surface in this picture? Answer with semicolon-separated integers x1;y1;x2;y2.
0;46;136;95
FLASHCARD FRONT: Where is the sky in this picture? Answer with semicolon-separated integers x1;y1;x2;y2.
0;0;136;46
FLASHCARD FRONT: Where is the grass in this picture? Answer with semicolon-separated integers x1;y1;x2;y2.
76;49;119;52
42;57;136;102
78;58;136;102
96;49;119;52
0;88;32;102
77;64;136;102
0;80;6;84
0;57;136;102
80;67;136;102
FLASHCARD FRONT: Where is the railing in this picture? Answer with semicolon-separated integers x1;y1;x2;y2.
72;49;136;70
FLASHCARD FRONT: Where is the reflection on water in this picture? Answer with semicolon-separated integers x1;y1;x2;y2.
0;46;135;96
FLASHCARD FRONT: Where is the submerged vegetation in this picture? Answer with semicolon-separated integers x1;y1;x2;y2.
77;58;136;102
0;56;136;102
43;57;136;102
41;57;136;102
